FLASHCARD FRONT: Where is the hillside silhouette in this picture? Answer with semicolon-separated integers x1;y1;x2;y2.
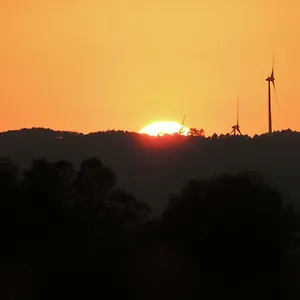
1;128;300;214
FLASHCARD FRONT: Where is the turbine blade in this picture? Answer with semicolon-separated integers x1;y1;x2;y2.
272;81;280;111
238;128;242;135
181;115;186;126
271;54;275;77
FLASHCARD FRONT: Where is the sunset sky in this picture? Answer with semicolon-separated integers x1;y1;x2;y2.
0;0;299;136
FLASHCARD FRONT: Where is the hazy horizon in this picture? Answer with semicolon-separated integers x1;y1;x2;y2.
0;126;298;138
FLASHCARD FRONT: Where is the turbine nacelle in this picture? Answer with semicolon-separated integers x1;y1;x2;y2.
231;124;242;135
266;74;275;82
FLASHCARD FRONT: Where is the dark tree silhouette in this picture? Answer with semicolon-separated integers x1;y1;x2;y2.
74;157;116;211
161;172;294;300
188;127;205;136
0;157;19;258
0;157;151;299
0;154;299;299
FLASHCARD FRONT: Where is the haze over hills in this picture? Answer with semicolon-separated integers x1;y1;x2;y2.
1;127;300;215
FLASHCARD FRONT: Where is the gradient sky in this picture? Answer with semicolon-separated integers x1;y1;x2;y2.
0;0;299;136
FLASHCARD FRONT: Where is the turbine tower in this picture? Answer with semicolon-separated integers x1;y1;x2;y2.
266;57;277;134
230;98;242;135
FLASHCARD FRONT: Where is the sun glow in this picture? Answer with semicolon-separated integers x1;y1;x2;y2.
139;121;190;136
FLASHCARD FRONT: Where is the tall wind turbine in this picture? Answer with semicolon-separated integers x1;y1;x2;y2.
266;57;277;134
230;98;242;135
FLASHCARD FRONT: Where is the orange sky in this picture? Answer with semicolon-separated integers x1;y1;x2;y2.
0;0;299;136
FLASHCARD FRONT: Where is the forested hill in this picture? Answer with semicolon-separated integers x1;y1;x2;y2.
1;128;300;214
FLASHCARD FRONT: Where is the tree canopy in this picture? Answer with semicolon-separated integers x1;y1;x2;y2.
0;158;298;299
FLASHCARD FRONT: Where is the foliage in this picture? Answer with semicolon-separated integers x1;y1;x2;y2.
188;127;205;136
161;172;295;299
0;157;151;299
0;158;298;299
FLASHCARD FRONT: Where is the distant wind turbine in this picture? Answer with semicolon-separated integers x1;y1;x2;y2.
230;98;242;136
178;115;186;135
266;56;279;134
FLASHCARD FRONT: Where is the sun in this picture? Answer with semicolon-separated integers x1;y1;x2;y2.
139;121;189;136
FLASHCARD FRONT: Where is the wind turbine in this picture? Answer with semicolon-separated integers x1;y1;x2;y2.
178;115;186;135
230;98;242;135
266;56;278;134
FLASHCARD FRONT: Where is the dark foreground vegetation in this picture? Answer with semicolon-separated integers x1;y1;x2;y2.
2;128;300;215
1;156;300;299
